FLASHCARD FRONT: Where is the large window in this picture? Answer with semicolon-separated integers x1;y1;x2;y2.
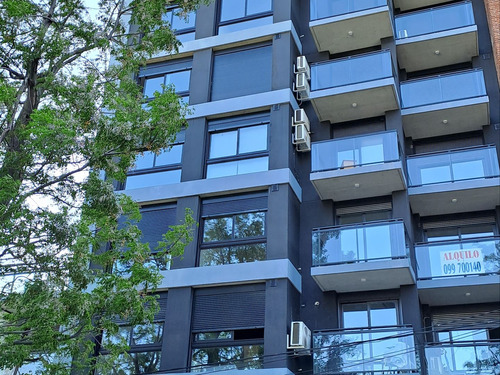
140;59;191;104
342;301;399;328
98;295;168;374
218;0;273;34
199;193;267;267
206;113;269;179
190;285;265;372
162;7;196;43
211;45;272;101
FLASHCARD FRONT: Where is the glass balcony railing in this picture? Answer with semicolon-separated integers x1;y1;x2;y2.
425;342;500;375
311;131;400;173
415;237;500;280
314;327;418;375
395;1;475;39
400;69;486;108
311;50;393;91
312;220;407;267
310;0;387;21
407;146;499;187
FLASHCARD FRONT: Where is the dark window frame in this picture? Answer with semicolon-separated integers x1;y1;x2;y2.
341;300;401;329
162;6;197;42
217;0;273;33
205;113;270;179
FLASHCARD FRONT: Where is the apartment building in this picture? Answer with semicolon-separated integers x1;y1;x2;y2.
111;0;500;373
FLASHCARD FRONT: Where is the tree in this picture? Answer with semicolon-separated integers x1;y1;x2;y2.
0;0;206;372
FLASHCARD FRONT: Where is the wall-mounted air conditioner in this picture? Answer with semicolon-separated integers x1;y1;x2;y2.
287;321;312;350
294;73;310;100
292;124;311;152
295;56;310;80
293;108;310;131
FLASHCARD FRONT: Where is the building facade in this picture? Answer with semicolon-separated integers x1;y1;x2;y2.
113;0;500;374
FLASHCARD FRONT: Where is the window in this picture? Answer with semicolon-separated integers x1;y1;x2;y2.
199;193;267;266
115;205;176;272
98;295;168;374
336;201;392;225
125;139;183;190
211;45;272;101
162;7;196;43
206;113;269;179
190;285;265;372
425;223;496;242
342;301;399;328
140;60;191;104
218;0;273;34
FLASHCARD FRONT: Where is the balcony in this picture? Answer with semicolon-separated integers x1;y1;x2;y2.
401;70;489;139
310;131;406;201
311;220;415;292
309;0;393;54
395;2;478;72
310;51;399;124
415;237;500;305
394;0;456;12
407;146;500;216
425;342;500;375
313;327;418;375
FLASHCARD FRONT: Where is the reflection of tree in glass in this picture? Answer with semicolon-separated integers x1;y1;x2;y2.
203;217;232;242
313;334;358;375
312;229;340;266
234;213;265;238
107;351;161;375
132;323;163;345
484;242;500;272
191;345;263;371
200;244;266;266
463;345;500;375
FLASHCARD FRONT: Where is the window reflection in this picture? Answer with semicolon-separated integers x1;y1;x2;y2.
218;0;272;34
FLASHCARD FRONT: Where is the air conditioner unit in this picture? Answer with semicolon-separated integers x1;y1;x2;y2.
293;108;310;131
294;73;310;100
295;56;310;80
287;321;311;349
292;124;311;152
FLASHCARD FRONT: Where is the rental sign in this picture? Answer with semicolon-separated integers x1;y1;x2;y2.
440;249;484;276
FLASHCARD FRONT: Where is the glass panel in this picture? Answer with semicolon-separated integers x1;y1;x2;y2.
191;345;264;372
239;125;267;154
143;76;164;98
247;0;272;15
370;301;397;326
203;217;233;242
343;304;368;328
234;212;265;238
132;323;164;345
450;329;488;342
199;243;266;266
210;131;238;158
166;70;190;93
407;147;499;186
211;46;272;101
171;10;196;30
106;352;161;374
310;0;386;20
195;331;233;341
311;51;392;91
206;161;239;178
220;0;246;22
176;31;195;43
426;227;460;242
314;328;417;374
236;156;268;174
125;169;181;190
102;326;131;346
415;238;500;279
218;16;273;34
395;2;474;39
312;221;406;266
133;152;155;170
155;144;182;166
311;131;399;172
401;70;486;108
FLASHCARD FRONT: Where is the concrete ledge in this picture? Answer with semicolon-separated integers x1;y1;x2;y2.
157;259;302;293
119;168;302;204
187;89;299;119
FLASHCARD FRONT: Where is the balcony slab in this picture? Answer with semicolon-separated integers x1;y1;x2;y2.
310;161;406;201
418;274;500;305
311;258;415;292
